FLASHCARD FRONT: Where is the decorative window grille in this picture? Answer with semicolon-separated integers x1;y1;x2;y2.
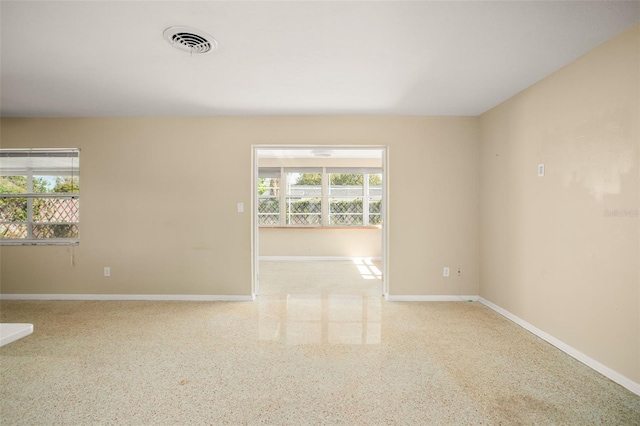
327;168;382;226
285;168;322;226
328;173;364;225
257;168;280;225
0;149;80;245
368;173;383;225
258;166;382;227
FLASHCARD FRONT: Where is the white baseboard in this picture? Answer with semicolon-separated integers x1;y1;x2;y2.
259;256;382;261
387;295;479;302
478;297;640;397
0;294;253;302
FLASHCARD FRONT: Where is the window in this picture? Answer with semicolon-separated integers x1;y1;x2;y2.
327;168;382;226
285;168;322;226
258;167;382;227
0;149;80;245
328;172;364;225
367;173;383;225
257;168;280;225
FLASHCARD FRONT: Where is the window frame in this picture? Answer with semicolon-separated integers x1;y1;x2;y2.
258;166;382;228
327;168;382;227
0;149;80;246
284;167;323;227
257;167;281;226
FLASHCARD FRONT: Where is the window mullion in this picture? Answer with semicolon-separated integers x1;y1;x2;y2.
26;169;34;239
321;167;328;226
363;173;369;226
279;167;285;226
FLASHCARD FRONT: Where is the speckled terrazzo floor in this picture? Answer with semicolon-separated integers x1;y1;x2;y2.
1;260;639;425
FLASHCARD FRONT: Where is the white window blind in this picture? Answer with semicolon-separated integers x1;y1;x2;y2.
325;167;382;174
258;167;281;179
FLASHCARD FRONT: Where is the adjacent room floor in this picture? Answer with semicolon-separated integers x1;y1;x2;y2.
1;260;638;424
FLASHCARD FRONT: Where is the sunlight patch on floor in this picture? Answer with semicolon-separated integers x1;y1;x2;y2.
352;257;382;280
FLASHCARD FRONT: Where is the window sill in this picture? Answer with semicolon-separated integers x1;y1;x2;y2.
0;240;79;246
259;226;381;230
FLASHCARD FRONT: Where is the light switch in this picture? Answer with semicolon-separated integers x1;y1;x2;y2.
237;202;244;213
538;164;545;177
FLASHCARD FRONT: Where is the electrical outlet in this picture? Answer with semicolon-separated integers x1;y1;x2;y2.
538;163;545;177
443;267;450;277
104;267;110;277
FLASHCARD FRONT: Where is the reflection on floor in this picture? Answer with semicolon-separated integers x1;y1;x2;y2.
258;259;382;345
2;261;639;424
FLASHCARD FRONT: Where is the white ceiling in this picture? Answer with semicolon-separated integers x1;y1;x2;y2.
1;1;638;118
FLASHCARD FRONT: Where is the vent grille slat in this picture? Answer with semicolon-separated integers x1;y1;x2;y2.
164;27;217;55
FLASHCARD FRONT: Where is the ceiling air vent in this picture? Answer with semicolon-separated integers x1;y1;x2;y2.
163;27;217;55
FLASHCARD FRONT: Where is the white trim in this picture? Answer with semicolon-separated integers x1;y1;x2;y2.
253;145;389;299
252;146;259;298
259;256;382;262
478;297;640;397
381;146;388;297
387;295;479;302
0;294;252;301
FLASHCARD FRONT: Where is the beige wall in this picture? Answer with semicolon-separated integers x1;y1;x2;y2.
0;116;480;297
259;228;382;258
480;24;640;382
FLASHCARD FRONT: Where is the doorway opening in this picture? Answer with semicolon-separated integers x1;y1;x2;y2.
251;146;388;298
